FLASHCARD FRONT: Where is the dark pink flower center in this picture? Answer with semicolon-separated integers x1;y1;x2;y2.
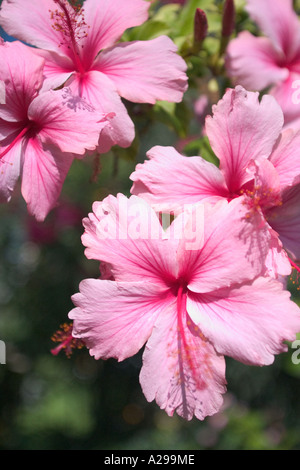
0;121;36;162
168;275;189;297
276;52;300;74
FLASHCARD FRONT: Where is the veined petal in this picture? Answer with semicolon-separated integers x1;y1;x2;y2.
0;135;23;202
265;227;291;278
187;277;300;366
0;119;24;142
70;279;171;362
239;159;291;277
266;179;300;261
0;41;45;122
79;0;150;67
68;71;135;153
28;88;107;155
246;0;300;59
35;49;75;92
248;158;282;210
269;73;300;126
0;0;71;56
21;136;74;221
226;31;289;91
140;301;226;421
95;36;188;104
269;128;300;189
81;193;178;284
0;80;5;105
205;86;284;193
179;198;271;293
130;145;228;213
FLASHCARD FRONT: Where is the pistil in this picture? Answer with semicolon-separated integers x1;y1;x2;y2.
288;257;300;291
176;285;205;397
289;257;300;274
51;322;85;357
51;0;89;75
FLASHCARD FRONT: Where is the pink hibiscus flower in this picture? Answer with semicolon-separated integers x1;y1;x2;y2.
225;0;300;128
130;86;300;275
69;193;300;420
0;40;108;221
0;0;188;153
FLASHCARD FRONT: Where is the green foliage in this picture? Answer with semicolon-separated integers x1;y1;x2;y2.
183;135;219;166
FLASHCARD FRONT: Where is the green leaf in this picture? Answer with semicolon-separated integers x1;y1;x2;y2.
183;136;219;166
152;100;191;138
122;4;180;41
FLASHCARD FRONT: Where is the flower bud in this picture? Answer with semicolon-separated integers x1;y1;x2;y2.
221;0;235;38
194;8;208;45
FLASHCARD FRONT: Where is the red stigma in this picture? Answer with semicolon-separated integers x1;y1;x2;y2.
51;322;85;358
289;258;300;291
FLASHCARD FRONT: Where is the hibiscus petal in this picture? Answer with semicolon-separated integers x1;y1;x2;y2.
95;36;188;104
0;119;23;142
0;80;5;104
0;0;85;59
266;180;300;260
28;88;107;155
187;277;300;366
70;279;172;361
179;198;271;293
269;73;300;126
80;0;150;67
242;159;293;276
0;0;68;55
226;31;289;91
140;302;226;421
0;41;45;122
265;227;292;278
81;193;178;284
269;128;300;189
35;49;75;92
248;158;282;208
205;86;284;193
0;136;22;202
130;145;229;213
21;137;74;221
246;0;300;59
68;71;135;153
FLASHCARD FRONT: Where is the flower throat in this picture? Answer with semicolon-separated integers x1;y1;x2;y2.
50;0;90;74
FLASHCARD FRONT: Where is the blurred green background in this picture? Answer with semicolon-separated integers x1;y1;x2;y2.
1;0;300;450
